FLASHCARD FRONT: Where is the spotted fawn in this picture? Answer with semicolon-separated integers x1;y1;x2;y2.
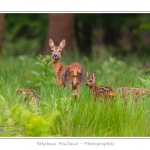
86;72;115;102
116;87;150;102
17;88;40;106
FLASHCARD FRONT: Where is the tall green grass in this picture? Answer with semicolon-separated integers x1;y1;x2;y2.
0;53;150;137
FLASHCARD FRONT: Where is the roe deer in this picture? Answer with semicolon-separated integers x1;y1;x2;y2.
86;72;150;102
17;88;40;106
116;87;150;102
49;38;85;99
86;72;115;102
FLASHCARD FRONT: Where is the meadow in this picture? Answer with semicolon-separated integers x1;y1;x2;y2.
0;51;150;137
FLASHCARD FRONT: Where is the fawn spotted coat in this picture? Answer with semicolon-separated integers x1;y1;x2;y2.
86;72;115;101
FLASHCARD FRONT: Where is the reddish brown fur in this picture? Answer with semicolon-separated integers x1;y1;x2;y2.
66;62;84;98
49;39;85;99
86;72;115;102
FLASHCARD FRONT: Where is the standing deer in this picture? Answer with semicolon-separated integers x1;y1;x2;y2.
49;38;85;99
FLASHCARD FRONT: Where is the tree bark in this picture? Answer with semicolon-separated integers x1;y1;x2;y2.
44;13;74;55
0;14;5;55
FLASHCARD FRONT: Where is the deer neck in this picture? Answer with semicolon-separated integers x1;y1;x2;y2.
89;83;97;93
52;59;63;76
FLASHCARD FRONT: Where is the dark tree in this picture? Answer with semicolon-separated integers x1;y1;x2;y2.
44;13;74;54
74;14;97;57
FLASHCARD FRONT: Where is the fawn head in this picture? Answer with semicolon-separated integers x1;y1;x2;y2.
86;72;96;87
49;38;66;60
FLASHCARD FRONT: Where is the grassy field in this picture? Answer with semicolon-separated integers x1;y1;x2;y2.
0;53;150;137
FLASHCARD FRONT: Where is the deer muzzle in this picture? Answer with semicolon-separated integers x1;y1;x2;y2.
53;54;58;59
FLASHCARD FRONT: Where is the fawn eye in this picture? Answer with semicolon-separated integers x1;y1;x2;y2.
89;80;92;82
58;50;61;52
51;50;54;52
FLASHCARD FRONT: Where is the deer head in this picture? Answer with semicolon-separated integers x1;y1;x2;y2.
86;72;96;87
49;38;66;60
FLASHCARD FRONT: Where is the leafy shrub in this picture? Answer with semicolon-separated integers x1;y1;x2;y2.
3;14;48;56
0;95;60;137
2;38;40;56
27;55;55;88
139;77;150;89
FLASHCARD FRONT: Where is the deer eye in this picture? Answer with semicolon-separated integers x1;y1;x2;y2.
89;80;92;82
51;50;54;52
58;50;61;52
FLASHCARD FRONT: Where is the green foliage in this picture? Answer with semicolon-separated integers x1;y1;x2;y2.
0;95;60;136
3;38;40;56
1;13;150;137
101;57;126;75
0;53;150;137
87;14;150;56
139;77;150;89
27;55;55;88
3;14;49;56
51;92;150;136
2;14;150;57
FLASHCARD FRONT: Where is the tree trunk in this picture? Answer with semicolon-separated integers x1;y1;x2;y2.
0;14;5;55
44;13;74;55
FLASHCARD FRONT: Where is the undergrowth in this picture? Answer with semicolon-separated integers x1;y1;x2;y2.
0;54;150;137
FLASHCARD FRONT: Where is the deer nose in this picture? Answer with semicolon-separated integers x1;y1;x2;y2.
53;54;58;58
86;83;89;86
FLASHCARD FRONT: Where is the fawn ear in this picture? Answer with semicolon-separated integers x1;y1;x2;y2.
93;72;96;78
49;38;55;48
86;72;90;77
59;39;66;49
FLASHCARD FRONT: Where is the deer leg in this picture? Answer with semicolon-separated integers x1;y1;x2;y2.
73;90;78;99
74;84;81;99
71;87;78;100
69;85;74;99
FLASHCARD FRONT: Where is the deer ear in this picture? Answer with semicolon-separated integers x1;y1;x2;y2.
49;38;55;48
93;72;96;78
59;39;66;49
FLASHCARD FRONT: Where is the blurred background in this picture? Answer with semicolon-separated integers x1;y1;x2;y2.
1;13;150;58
